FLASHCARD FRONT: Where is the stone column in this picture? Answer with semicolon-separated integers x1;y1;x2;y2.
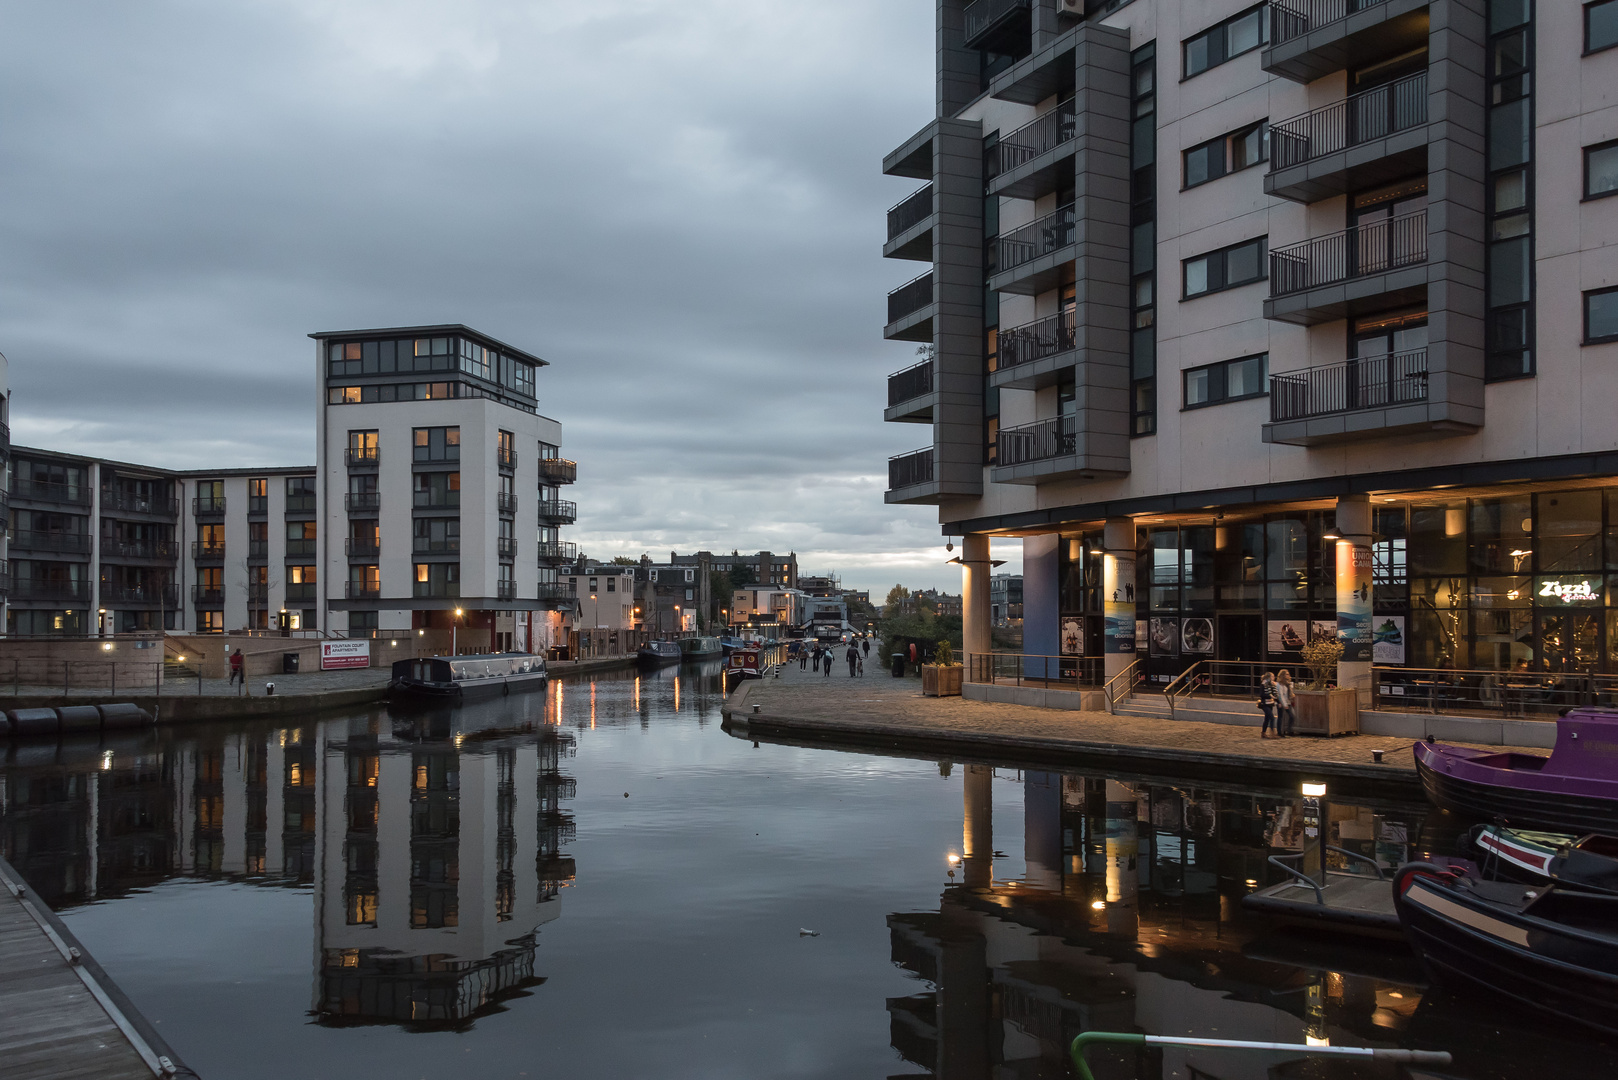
1335;494;1373;695
1102;517;1137;682
961;533;992;667
1021;533;1059;678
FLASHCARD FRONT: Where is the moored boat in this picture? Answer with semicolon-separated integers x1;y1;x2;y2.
1393;860;1618;1037
389;652;547;703
1413;709;1618;834
636;640;682;668
1475;825;1618;894
723;645;764;691
679;636;722;660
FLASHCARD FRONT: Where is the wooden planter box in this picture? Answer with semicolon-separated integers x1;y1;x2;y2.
1293;688;1359;736
922;664;963;697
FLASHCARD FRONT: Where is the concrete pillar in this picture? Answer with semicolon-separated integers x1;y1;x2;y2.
962;764;992;890
1031;0;1063;50
1102;518;1137;681
1024;770;1062;893
1021;534;1059;677
1335;494;1373;694
961;533;992;664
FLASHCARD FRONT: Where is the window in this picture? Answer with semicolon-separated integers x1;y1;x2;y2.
249;478;267;498
1587;287;1618;344
413;472;460;508
414;518;459;553
684;569;694;582
329;386;362;404
1589;0;1618;54
606;577;616;592
1183;4;1266;79
1485;6;1534;381
1183;354;1268;408
1130;41;1157;437
413;426;461;462
289;565;317;584
1182;237;1266;298
685;589;694;601
1183;123;1267;188
1586;140;1618;200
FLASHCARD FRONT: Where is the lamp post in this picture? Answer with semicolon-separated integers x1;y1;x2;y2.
452;607;463;655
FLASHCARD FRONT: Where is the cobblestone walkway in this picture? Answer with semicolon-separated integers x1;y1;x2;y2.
737;657;1537;773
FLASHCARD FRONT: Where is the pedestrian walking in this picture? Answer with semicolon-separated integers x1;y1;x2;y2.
228;648;244;688
823;645;833;676
799;645;808;670
857;653;865;677
861;638;870;658
1257;672;1277;737
846;644;858;677
1276;669;1296;736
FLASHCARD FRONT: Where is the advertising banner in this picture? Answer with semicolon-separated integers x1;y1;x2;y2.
321;640;371;670
1372;615;1405;664
1336;541;1373;662
1181;617;1214;655
1061;618;1084;656
1103;554;1135;654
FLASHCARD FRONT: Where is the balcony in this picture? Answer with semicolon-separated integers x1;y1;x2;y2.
347;539;382;558
497;492;517;515
535;582;574;602
888;447;933;491
346;581;381;600
498;446;517;471
11;579;90;603
286;493;317;513
412;581;460;600
191;585;225;606
1263;348;1474;445
538;458;577;485
248;539;268;560
193;496;226;516
285;583;317;604
1264;0;1429;84
102;539;178;561
346;492;381;513
10;531;90;554
285;538;316;558
99;583;179;607
414;491;461;510
411;538;459;556
1266;209;1427;326
990;311;1075;390
536;541;578;565
963;0;1031;50
345;446;379;467
884;184;934;262
192;541;226;561
1267;70;1428;203
497;581;517;602
885;360;935;424
497;538;517;560
998;414;1073;467
101;489;179;517
884;271;934;343
537;500;577;525
987;98;1077;200
248;495;268;515
246;584;269;605
13;479;92;506
992;414;1124;484
990;204;1075;295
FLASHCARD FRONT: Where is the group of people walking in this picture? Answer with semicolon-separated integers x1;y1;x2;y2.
797;638;870;677
1257;670;1296;737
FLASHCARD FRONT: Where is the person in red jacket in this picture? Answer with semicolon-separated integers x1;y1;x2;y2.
229;648;244;688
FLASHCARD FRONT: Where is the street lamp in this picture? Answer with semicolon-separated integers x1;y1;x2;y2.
453;607;464;654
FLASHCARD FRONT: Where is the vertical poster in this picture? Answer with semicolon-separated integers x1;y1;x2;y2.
1268;620;1308;656
1181;617;1213;655
1149;618;1180;656
1372;615;1405;664
1103;554;1136;654
1061;618;1084;656
1336;541;1373;662
1135;620;1147;653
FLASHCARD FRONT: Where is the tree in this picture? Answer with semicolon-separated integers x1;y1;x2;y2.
884;584;911;610
709;570;733;624
610;556;639;566
730;562;756;590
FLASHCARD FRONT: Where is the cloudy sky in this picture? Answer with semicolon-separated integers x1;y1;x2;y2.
0;0;1016;594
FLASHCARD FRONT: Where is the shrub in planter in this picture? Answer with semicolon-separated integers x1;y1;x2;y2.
923;638;963;697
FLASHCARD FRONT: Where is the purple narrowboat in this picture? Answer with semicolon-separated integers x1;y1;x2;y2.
1414;709;1618;834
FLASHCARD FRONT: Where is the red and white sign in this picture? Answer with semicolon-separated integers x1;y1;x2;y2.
321;640;371;670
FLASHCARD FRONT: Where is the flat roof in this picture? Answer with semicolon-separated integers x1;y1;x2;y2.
12;445;313;477
308;324;549;367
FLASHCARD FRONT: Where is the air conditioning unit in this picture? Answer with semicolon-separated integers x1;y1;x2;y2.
1056;0;1084;14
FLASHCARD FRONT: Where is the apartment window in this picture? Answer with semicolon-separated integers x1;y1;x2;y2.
1589;0;1618;54
684;569;694;583
413;426;461;462
289;565;316;584
649;569;659;582
1183;237;1266;298
1183;354;1268;409
329;386;362;404
199;611;223;632
1485;4;1535;381
1183;123;1268;188
249;478;267;498
1586;140;1618;200
1183;4;1266;79
414;518;459;553
413;563;459;598
415;337;451;358
1586;287;1618;344
685;589;694;602
1131;41;1158;437
413;472;460;508
606;577;616;592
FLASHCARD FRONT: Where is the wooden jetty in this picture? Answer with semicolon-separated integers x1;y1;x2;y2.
0;855;194;1079
1242;871;1403;939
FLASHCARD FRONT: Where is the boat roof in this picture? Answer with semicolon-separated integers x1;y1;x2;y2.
434;651;539;663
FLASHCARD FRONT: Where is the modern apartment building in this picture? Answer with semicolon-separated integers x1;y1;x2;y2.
313;325;576;649
990;572;1024;626
883;0;1618;686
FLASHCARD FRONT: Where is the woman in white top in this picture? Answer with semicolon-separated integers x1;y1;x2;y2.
1275;669;1296;737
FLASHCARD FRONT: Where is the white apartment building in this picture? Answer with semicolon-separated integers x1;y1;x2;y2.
883;0;1618;687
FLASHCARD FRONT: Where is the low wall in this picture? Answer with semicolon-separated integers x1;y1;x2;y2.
0;635;165;689
963;682;1107;711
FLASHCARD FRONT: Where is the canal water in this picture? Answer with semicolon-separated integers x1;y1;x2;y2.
0;667;1612;1080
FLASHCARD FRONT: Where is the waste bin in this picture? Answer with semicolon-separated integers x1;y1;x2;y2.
891;653;905;678
283;652;300;674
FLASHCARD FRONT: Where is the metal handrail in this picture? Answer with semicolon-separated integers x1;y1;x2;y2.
888;447;933;490
887;271;934;324
887;359;934;406
997;414;1075;467
1269;70;1427;171
886;184;933;239
1163;660;1204;720
964;0;1030;43
997;203;1075;273
1270;348;1428;421
1269;0;1392;47
989;97;1077;178
1266;852;1325;904
997;310;1075;371
1329;845;1386;879
1103;658;1142;715
1269;208;1427;297
964;651;1104;688
1370;664;1618;719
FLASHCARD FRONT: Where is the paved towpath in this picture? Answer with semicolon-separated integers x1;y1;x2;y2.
731;653;1543;783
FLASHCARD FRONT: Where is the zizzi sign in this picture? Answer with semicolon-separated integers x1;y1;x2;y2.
1538;579;1601;604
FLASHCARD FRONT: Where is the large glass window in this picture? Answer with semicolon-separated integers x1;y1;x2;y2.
1588;0;1618;54
1537;490;1603;573
413;427;461;462
1182;237;1266;298
1182;5;1266;78
1585;286;1618;345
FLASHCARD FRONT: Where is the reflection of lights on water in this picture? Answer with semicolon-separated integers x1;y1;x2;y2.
673;676;680;713
633;677;640;710
1305;1036;1331;1047
453;734;464;748
1387;991;1403;999
101;750;114;771
1244;878;1258;887
590;681;596;728
1090;900;1106;910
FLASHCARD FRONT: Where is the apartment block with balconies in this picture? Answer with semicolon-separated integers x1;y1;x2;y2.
883;0;1618;691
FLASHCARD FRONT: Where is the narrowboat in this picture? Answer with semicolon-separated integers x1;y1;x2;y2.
679;636;723;660
1413;709;1618;834
389;652;547;702
636;640;682;668
723;645;764;691
1393;860;1618;1036
1475;825;1618;894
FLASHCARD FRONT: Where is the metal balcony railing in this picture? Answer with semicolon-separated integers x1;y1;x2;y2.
988;98;1077;178
193;496;226;515
536;541;577;565
248;495;268;515
9;530;90;554
285;538;316;558
1269;348;1429;422
538;458;577;484
100;583;180;606
345;446;379;466
285;493;317;513
887;271;934;324
535;582;573;601
347;539;381;557
285;583;317;603
248;539;268;559
346;492;381;513
12;479;92;506
997;203;1075;272
11;579;91;602
414;491;461;509
246;584;269;604
411;581;460;599
497;581;516;601
888;447;934;490
999;414;1076;467
102;539;178;560
997;311;1076;371
192;541;226;560
537;500;577;524
191;585;225;606
887;184;933;240
100;489;180;516
1269;0;1392;47
1269;209;1426;297
498;446;517;469
346;581;381;600
1270;70;1427;171
497;492;517;514
964;0;1030;44
411;538;459;555
887;359;934;407
497;538;518;559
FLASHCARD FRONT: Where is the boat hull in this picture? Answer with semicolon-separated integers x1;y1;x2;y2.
1415;748;1618;835
390;669;549;703
636;650;681;669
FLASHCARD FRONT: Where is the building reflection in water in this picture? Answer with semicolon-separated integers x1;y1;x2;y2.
887;768;1443;1080
0;700;575;1031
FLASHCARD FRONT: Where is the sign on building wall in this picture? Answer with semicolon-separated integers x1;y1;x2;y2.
1337;541;1373;662
1372;616;1405;664
321;640;371;670
1061;618;1083;656
1181;618;1213;655
1103;554;1135;654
